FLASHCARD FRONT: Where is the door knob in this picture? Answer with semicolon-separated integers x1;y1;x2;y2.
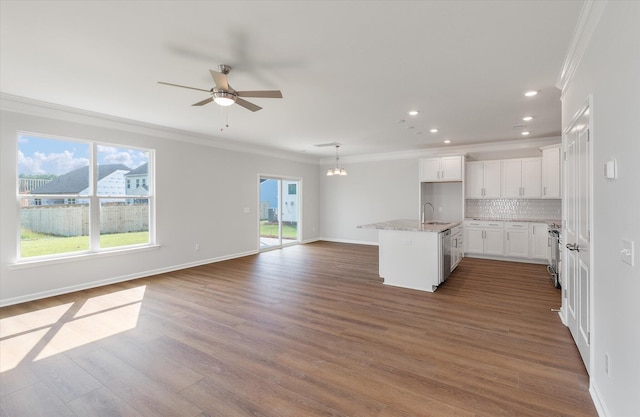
566;243;580;252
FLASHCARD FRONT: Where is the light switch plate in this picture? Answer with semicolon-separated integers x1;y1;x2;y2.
621;239;634;266
605;159;617;179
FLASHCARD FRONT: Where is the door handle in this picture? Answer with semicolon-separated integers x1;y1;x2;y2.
566;243;580;252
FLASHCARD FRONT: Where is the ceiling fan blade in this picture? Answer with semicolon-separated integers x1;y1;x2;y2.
236;90;283;99
209;70;229;90
157;81;210;92
192;97;214;106
235;98;262;112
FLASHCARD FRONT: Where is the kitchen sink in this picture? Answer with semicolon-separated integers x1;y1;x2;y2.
423;221;450;225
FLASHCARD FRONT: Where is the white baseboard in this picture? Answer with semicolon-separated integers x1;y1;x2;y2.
589;379;609;417
463;253;548;265
0;249;258;307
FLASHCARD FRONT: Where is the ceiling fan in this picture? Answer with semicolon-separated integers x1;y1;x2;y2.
158;64;282;112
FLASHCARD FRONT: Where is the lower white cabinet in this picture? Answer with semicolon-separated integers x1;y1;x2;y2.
464;221;504;256
504;222;529;258
451;225;463;271
464;220;552;263
529;223;549;260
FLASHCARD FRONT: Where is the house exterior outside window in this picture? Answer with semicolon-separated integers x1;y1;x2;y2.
17;133;154;259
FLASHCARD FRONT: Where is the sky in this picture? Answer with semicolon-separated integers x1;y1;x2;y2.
18;134;149;176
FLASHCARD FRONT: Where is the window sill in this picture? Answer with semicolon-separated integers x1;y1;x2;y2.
9;244;161;270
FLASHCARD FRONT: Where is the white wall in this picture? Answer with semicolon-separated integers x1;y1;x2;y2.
0;101;320;306
561;2;640;415
319;158;419;244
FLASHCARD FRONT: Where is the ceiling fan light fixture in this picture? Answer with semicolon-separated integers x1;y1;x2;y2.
213;91;237;106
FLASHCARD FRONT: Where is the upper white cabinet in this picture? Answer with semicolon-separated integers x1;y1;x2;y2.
465;160;501;198
419;156;463;182
541;145;561;199
501;158;541;198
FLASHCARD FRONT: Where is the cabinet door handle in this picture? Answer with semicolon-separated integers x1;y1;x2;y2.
543;186;547;196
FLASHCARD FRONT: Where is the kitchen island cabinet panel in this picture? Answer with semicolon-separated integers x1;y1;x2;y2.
379;230;441;292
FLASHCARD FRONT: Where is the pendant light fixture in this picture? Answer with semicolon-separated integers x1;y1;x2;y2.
326;144;347;176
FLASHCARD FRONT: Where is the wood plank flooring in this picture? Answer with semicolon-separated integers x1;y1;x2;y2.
0;241;597;417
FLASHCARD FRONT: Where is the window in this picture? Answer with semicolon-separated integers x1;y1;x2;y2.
288;183;297;195
17;133;154;260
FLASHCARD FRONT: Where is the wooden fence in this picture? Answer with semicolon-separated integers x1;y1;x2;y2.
21;204;149;236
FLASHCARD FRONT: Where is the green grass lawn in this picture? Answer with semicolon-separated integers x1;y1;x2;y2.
21;230;149;258
260;221;298;239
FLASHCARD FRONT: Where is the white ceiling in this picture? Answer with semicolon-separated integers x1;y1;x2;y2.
0;1;583;158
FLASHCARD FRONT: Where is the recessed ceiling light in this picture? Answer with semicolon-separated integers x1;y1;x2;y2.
396;119;406;124
524;90;538;97
521;131;531;136
406;126;415;130
430;128;439;133
522;116;533;121
408;110;419;116
415;131;423;135
444;140;451;144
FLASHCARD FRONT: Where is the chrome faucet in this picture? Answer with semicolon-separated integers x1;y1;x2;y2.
422;202;435;223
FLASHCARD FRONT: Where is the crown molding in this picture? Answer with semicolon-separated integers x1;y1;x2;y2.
0;93;318;165
556;0;608;93
320;137;561;165
1;93;560;167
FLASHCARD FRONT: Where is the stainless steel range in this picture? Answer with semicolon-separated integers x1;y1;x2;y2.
547;223;561;288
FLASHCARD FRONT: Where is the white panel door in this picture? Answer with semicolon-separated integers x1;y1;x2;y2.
505;229;529;258
484;229;504;256
419;158;441;182
564;106;591;372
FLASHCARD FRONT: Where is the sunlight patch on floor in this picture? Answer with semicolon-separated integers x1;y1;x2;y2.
0;286;145;372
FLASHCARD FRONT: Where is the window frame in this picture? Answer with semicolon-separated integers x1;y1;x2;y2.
15;132;156;263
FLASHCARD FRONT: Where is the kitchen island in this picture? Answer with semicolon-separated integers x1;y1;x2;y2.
358;219;461;292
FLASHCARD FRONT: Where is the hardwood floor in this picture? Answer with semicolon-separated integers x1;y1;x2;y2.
0;241;597;417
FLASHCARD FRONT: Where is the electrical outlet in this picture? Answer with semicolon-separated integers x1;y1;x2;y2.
243;207;250;213
195;243;200;251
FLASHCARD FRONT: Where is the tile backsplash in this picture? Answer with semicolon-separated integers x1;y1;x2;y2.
465;199;561;221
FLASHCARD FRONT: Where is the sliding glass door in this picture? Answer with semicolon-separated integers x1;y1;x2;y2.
259;177;300;249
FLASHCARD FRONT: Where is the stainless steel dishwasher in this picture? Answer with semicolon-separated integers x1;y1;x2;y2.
440;229;452;285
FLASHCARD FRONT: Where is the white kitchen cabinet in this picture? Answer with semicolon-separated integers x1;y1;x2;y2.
504;222;529;258
463;221;504;256
451;225;463;271
541;145;561;198
419;155;463;182
501;158;541;198
529;222;549;260
465;160;501;198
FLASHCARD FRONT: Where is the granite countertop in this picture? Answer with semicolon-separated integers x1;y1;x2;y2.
358;219;462;233
464;218;562;228
465;217;561;223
